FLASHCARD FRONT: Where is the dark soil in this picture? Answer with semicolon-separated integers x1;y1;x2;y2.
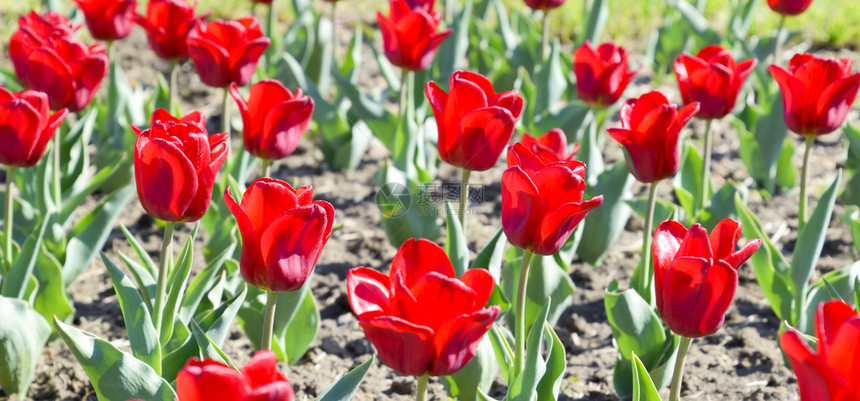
2;10;859;401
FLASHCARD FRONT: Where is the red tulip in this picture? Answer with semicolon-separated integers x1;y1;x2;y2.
767;0;814;16
573;41;638;107
9;11;79;81
186;17;271;88
781;300;859;401
229;81;314;162
177;351;295;401
520;128;578;164
377;0;451;71
607;91;699;183
0;87;68;167
72;0;138;41
133;109;228;223
652;219;761;338
346;239;500;376
225;178;334;293
523;0;565;11
404;0;435;11
136;0;208;60
425;71;524;171
770;54;860;137
250;0;273;3
674;45;757;120
502;144;603;255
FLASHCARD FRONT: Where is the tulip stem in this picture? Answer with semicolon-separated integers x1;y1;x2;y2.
221;87;231;135
331;1;338;65
458;169;471;228
261;160;271;178
638;180;659;302
541;11;550;61
799;136;814;231
514;249;533;377
698;119;713;214
774;15;786;67
669;336;693;401
52;129;62;210
261;290;278;350
152;222;176;345
415;373;429;401
168;61;179;113
4;167;15;270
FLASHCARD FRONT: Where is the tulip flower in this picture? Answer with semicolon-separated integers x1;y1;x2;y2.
770;54;860;229
136;0;207;61
780;300;859;401
177;351;295;401
186;17;271;88
229;81;314;172
346;238;500;399
653;219;760;401
501;143;602;377
9;11;79;81
377;0;451;71
524;0;565;11
520;129;577;164
573;41;638;108
674;46;756;120
72;0;138;42
767;0;814;16
404;0;435;11
226;178;334;349
0;88;68;168
133;109;228;223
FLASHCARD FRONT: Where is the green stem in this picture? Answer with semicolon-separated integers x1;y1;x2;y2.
221;87;231;135
261;290;279;350
698;119;713;213
331;1;338;66
52;128;61;210
168;61;179;113
106;41;115;140
458;169;471;228
669;336;693;401
398;68;409;120
265;1;276;68
415;373;429;401
639;180;659;300
152;222;176;343
261;159;271;178
541;11;550;61
514;249;534;376
4;167;15;269
799;136;814;231
774;15;786;67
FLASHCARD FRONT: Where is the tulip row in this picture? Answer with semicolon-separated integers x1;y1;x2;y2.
0;0;858;400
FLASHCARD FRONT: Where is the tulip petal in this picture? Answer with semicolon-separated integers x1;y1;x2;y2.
824;317;860;393
501;166;544;252
442;77;489;154
536;195;603;255
816;301;859;361
177;360;250;401
25;47;75;111
675;224;713;260
816;73;860;135
661;257;737;338
359;316;434;377
225;186;265;292
390;238;456;288
230;37;271;87
259;204;329;292
507;143;547;173
187;35;231;87
346;267;391;320
425;81;448;118
241;382;295;401
652;220;688;312
452;107;516;171
780;330;850;401
135;138;198;221
708;219;742;262
430;306;500;376
531;164;587;210
769;65;806;134
259;98;314;160
240;178;301;235
0;98;42;167
241;350;287;389
459;269;495;307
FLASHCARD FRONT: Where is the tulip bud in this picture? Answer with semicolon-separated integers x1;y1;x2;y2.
674;45;757;120
186;18;272;88
607;91;699;183
133;109;228;223
136;0;208;61
523;0;565;11
9;11;79;81
72;0;138;41
573;41;637;107
377;0;451;71
229;81;315;162
0;87;68;168
767;0;814;16
346;239;500;377
425;71;524;171
225;178;334;292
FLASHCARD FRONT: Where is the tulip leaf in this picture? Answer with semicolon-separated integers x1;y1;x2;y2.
338;26;363;82
238;281;319;364
159;229;197;347
735;194;794;322
314;356;374;401
54;318;177;401
120;225;158;277
445;201;470;277
189;320;236;369
180;243;236;324
118;252;156;309
0;296;51;397
62;184;135;285
577;161;634;265
581;0;609;46
534;39;566;115
800;263;860;334
60;154;128;225
488;324;514;385
791;172;841;326
631;352;663;401
1;214;49;299
666;0;720;43
535;323;565;401
854;277;860;310
506;298;550;401
436;0;472;80
698;181;747;231
102;253;161;374
478;388;502;401
377;163;440;246
444;337;497;401
275;290;320;364
32;248;74;323
673;142;710;220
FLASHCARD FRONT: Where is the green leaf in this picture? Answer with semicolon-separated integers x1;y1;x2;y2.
314;356;374;401
577;161;634;265
54;318;177;401
118;252;156;308
32;249;75;323
161;231;197;345
673;143;709;220
102;253;161;373
445;201;469;277
581;0;609;46
2;215;49;299
472;228;507;282
275;290;320;364
0;296;51;397
436;0;472;80
631;352;663;401
377;163;440;246
488;324;514;385
535;323;565;401
445;336;497;401
801;263;860;333
120;225;157;277
179;243;236;323
62;185;135;285
189;320;236;369
534;39;566;114
506;298;550;401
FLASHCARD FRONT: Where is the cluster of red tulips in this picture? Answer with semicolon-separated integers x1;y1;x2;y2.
0;0;858;399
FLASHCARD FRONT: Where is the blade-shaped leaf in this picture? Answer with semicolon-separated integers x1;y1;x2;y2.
0;296;51;397
314;356;374;401
445;201;469;277
631;352;663;401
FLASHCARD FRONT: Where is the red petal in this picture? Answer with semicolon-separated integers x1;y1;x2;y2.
459;269;495;307
452;107;516;171
652;220;688;313
241;351;287;389
135;137;198;221
187;35;231;87
240;178;301;236
780;329;850;401
390;239;456;288
177;359;250;401
258;97;314;160
816;300;859;361
430;306;500;376
815;72;860;135
225;186;265;292
346;267;391;319
675;224;713;259
660;257;737;337
259;204;329;292
501;166;544;253
535;195;603;255
0;98;42;167
229;37;271;87
825;316;860;393
359;316;434;376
